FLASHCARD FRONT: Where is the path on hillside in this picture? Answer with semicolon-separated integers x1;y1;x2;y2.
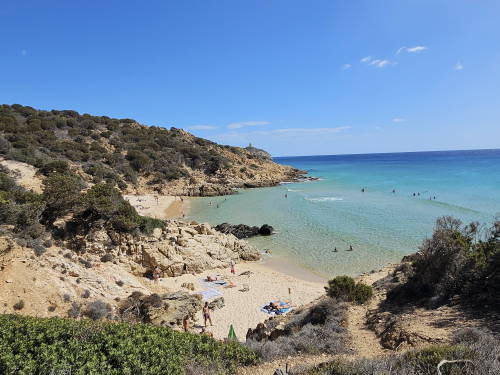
345;268;392;359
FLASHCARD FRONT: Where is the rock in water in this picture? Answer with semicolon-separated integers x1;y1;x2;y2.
258;224;274;236
214;223;274;239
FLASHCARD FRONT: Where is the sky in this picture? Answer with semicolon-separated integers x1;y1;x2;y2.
1;0;500;156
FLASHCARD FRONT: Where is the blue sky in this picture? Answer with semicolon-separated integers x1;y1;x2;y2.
1;0;499;156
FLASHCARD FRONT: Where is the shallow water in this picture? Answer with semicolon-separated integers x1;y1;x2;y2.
187;149;500;279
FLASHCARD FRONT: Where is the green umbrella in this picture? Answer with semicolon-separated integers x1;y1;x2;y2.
228;324;237;341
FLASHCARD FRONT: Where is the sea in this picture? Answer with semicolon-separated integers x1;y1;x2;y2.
186;149;500;280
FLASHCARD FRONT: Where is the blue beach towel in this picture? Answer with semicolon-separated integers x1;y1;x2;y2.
195;288;223;301
260;301;292;316
200;278;228;289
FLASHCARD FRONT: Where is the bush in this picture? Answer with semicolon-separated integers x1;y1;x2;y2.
325;276;373;304
13;300;24;310
39;160;70;176
83;300;113;320
0;314;258;374
100;253;114;262
246;298;348;361
387;217;500;311
42;172;84;223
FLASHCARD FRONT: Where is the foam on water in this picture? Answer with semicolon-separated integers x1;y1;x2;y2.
187;149;500;278
305;197;344;202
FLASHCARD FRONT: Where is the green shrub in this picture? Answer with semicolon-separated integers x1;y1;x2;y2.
0;314;258;374
325;276;373;304
387;217;500;311
42;172;84;223
39;160;70;176
140;216;165;235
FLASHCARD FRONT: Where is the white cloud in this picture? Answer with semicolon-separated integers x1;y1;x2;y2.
341;64;352;70
407;46;428;53
227;121;271;129
360;56;393;68
392;118;406;123
369;59;392;68
224;126;351;138
454;62;464;70
188;125;217;130
397;46;428;54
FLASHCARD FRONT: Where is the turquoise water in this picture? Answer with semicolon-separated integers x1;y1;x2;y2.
187;149;500;279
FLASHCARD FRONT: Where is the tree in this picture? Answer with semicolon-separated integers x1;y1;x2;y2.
42;173;84;223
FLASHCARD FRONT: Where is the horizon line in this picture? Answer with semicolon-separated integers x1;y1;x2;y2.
272;147;500;159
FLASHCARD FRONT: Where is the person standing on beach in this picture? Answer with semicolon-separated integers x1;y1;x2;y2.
203;302;213;327
183;315;190;332
230;260;235;274
348;245;353;251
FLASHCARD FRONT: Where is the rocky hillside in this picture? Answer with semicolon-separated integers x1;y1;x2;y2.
0;219;259;324
0;104;303;196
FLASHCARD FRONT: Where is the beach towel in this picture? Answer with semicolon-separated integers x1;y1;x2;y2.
195;288;223;301
200;278;227;289
260;301;292;316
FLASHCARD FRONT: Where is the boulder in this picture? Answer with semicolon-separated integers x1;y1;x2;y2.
258;224;274;236
119;291;203;328
214;223;274;239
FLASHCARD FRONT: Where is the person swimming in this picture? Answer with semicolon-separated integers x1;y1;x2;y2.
333;247;338;252
361;188;365;192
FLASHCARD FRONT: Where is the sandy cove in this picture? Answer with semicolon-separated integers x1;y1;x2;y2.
156;261;325;341
124;194;187;219
123;194;326;340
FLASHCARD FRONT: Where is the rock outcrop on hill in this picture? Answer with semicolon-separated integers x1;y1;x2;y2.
65;220;260;277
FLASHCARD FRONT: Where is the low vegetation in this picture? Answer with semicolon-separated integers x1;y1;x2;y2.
325;276;373;304
0;314;258;375
246;298;349;361
306;328;500;375
0;164;164;246
386;216;500;312
0;104;262;189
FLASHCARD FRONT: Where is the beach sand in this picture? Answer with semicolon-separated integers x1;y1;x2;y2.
157;261;325;341
126;194;326;341
124;194;187;219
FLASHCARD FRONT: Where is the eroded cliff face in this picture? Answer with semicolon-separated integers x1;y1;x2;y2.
0;220;259;326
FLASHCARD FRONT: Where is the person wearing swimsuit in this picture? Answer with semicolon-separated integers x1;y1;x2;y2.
203;302;213;327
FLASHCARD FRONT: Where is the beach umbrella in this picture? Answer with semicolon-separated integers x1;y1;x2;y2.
228;324;237;341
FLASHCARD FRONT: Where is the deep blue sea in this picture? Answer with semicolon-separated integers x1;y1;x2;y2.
187;149;500;279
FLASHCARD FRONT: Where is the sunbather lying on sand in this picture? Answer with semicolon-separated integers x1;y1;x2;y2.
263;301;291;314
224;280;237;288
270;301;290;309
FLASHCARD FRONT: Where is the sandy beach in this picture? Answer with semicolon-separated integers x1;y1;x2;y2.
157;261;325;341
124;194;187;219
125;193;326;340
